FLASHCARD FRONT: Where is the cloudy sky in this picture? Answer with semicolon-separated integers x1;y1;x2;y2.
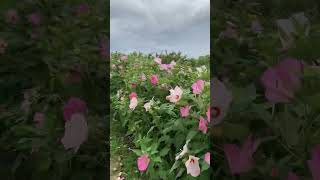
110;0;210;58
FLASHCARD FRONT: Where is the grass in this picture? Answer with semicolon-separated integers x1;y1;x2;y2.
110;118;140;179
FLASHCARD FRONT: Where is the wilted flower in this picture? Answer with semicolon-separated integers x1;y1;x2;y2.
166;86;183;103
137;155;150;172
185;155;201;177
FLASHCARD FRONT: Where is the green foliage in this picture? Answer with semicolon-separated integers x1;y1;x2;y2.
111;53;211;179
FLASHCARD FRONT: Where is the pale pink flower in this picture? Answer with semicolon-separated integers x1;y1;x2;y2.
175;139;190;160
192;80;205;95
166;86;183;103
180;105;191;117
28;12;41;26
185;155;201;177
287;172;300;180
5;9;19;24
308;145;320;180
61;113;88;152
140;73;147;81
150;75;158;85
129;97;138;110
144;98;154;112
211;78;233;125
154;57;162;64
63;97;87;121
204;152;210;165
170;60;176;67
160;64;170;71
206;107;210;122
120;55;128;61
198;116;208;134
137;155;150;172
261;58;303;103
223;135;260;175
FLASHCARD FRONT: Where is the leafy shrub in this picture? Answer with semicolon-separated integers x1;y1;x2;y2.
111;52;211;179
0;0;108;179
212;0;320;179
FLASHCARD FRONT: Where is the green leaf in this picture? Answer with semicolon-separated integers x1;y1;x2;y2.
131;149;143;156
223;122;250;141
186;130;198;140
169;160;181;173
159;147;170;157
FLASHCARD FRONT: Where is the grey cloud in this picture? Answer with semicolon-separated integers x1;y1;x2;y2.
111;0;210;58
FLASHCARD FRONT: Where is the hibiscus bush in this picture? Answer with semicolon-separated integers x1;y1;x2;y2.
0;0;109;179
212;0;320;179
110;52;212;179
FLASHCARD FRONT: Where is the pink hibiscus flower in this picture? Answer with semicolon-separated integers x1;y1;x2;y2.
185;155;201;177
63;97;87;121
150;75;158;85
261;58;303;103
137;155;150;172
192;80;205;95
204;152;210;165
180;105;191;117
211;78;233;125
198;116;208;134
129;92;137;99
223;135;260;175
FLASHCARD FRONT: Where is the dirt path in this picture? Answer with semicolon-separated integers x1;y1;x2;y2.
110;157;123;180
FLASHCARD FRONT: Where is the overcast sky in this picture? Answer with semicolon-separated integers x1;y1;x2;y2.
110;0;210;58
